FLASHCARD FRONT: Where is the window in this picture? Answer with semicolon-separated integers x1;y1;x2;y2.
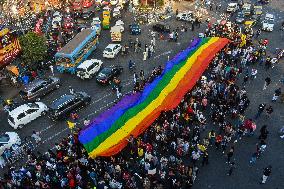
31;85;45;93
17;112;26;120
8;115;14;124
28;103;40;109
87;64;95;71
26;109;38;114
67;99;76;107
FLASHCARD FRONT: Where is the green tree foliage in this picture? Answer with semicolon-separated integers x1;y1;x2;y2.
156;0;164;7
19;32;47;64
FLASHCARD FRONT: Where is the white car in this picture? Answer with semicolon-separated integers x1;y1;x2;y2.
0;132;21;156
227;3;238;13
77;59;103;79
8;102;49;129
176;11;195;22
115;20;124;32
103;44;122;58
262;13;275;31
110;0;118;5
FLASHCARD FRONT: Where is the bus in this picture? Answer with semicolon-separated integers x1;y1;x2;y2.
55;28;99;74
0;26;21;68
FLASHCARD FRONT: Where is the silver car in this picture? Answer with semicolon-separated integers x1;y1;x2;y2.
20;77;60;101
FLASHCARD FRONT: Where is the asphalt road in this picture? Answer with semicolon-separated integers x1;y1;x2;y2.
0;0;284;188
0;8;200;154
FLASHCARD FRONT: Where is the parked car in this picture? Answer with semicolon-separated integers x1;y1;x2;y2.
96;65;123;85
19;77;60;101
0;132;21;156
152;23;170;33
176;11;195;22
103;44;122;58
242;3;252;16
227;3;238;13
8;102;49;129
129;23;141;35
253;5;263;16
262;13;275;31
115;20;124;32
49;92;91;120
76;59;103;79
236;11;245;23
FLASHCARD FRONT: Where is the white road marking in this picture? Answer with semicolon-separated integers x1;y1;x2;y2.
154;50;172;59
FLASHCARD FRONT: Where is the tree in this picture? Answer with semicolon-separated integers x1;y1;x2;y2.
156;0;164;7
19;31;48;65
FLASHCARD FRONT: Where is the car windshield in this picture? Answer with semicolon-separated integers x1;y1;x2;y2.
101;68;112;75
98;73;106;77
77;67;86;72
27;103;39;109
0;134;9;143
105;48;112;52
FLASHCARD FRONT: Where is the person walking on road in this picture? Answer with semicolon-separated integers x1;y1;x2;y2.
69;86;75;95
260;165;272;184
133;72;138;84
255;103;266;119
227;162;236;176
263;77;271;90
191;21;195;31
49;65;54;76
139;70;145;81
201;151;209;166
265;105;273;117
272;88;281;102
227;146;234;163
116;87;122;99
31;131;41;144
259;125;269;140
143;51;147;61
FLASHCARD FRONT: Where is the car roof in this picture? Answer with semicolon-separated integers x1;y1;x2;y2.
8;103;36;117
50;94;76;109
105;44;120;48
265;13;274;18
24;79;46;91
228;3;237;5
77;59;102;68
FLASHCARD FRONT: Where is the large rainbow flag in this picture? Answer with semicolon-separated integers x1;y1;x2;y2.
79;37;230;158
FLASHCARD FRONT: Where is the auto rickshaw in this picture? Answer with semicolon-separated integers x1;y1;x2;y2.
103;8;111;21
102;18;110;29
244;21;254;36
